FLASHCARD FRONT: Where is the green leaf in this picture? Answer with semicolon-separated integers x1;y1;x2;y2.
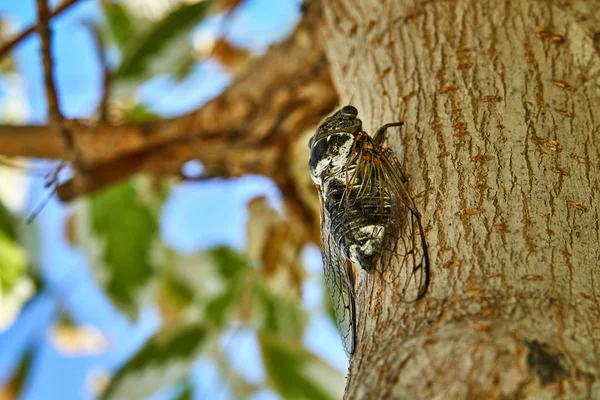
205;287;239;328
163;247;252;328
116;1;213;79
0;230;27;293
90;182;158;314
0;200;17;240
173;51;198;81
101;323;206;400
123;104;160;122
201;247;255;327
103;1;136;48
259;334;345;400
173;383;193;400
255;283;306;339
164;272;195;306
207;246;251;280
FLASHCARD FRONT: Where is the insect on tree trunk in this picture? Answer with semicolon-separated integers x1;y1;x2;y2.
321;0;600;398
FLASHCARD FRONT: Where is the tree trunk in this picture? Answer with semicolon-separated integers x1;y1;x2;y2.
321;0;600;398
1;0;599;397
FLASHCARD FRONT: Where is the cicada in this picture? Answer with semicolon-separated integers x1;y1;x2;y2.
308;105;430;356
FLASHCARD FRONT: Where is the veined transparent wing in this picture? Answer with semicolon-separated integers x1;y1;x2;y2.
373;146;430;302
317;189;356;357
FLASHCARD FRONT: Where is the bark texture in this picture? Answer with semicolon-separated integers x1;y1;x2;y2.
322;0;600;398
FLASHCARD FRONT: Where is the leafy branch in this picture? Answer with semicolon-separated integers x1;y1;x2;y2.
0;1;336;233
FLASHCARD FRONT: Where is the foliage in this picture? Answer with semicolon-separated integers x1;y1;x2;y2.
260;334;344;400
0;202;23;293
0;1;344;399
0;201;17;240
109;0;214;82
0;230;26;293
89;181;159;315
100;323;207;400
66;178;345;400
103;2;135;49
0;198;34;331
100;0;217;107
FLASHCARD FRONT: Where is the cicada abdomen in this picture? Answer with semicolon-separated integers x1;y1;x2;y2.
324;162;392;270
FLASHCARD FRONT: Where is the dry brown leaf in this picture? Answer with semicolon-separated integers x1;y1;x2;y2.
211;39;253;75
48;323;110;356
246;196;307;298
213;0;245;13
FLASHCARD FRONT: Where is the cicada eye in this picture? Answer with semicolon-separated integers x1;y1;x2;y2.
308;135;315;149
340;105;358;118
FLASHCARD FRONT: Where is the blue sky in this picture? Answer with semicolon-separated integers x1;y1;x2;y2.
0;1;346;399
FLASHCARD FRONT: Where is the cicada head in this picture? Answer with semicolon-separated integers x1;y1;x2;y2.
308;106;363;182
308;106;362;149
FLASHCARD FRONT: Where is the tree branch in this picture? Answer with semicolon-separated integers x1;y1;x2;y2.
0;125;63;158
56;61;335;200
0;2;338;205
0;0;83;60
36;0;62;126
85;23;111;122
36;0;79;166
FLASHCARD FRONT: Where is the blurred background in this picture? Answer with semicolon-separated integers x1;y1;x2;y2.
0;0;347;399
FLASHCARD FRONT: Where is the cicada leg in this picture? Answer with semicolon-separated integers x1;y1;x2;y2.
372;122;404;146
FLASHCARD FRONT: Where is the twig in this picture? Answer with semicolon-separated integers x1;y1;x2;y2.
31;0;78;221
0;156;53;177
0;0;83;61
26;161;66;223
85;23;111;122
36;0;79;165
36;0;64;130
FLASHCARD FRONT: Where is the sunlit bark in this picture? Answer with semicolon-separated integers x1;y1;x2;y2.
323;0;600;398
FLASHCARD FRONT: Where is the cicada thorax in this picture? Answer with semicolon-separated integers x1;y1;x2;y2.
317;132;395;271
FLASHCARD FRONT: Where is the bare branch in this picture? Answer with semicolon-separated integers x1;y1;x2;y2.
85;23;111;122
55;57;334;201
36;0;65;131
0;125;63;158
0;2;337;204
0;0;82;60
26;160;66;223
24;0;82;221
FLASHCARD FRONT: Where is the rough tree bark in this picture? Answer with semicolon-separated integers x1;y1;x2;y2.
1;0;599;398
321;0;600;398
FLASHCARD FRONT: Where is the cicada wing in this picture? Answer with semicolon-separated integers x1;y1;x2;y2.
317;190;356;357
375;147;430;303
